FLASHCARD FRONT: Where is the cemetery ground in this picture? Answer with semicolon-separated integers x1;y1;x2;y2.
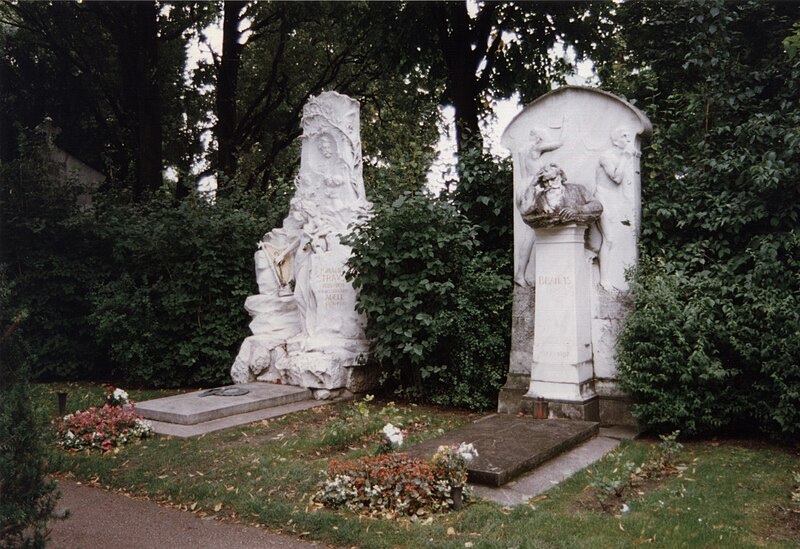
37;382;799;549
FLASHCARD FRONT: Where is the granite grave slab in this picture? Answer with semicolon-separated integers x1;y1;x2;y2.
405;414;598;487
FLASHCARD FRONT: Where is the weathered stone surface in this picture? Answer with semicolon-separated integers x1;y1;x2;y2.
497;373;529;414
521;395;600;422
231;92;375;396
471;434;621;506
508;285;535;377
135;383;311;425
405;415;598;487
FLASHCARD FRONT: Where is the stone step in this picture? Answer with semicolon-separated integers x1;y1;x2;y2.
404;414;599;487
135;382;312;426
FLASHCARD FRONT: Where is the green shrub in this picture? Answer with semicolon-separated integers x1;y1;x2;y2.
608;1;800;441
0;270;62;549
617;250;800;440
451;139;514;258
616;259;736;435
345;192;511;409
0;129;105;380
88;193;272;387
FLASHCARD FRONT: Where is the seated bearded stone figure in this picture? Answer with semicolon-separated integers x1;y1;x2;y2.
518;163;603;228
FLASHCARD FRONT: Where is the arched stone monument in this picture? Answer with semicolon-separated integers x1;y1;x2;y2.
231;91;375;399
497;86;651;423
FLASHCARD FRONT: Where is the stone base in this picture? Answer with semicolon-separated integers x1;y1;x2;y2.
231;335;377;398
520;395;599;422
497;373;529;414
599;395;637;427
595;378;636;427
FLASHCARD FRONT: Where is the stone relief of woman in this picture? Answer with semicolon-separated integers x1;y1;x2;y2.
596;126;640;291
514;126;564;286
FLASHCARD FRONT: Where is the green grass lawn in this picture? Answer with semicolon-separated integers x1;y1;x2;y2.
38;383;800;548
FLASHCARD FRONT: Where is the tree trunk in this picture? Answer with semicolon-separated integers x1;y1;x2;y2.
107;2;164;199
433;2;483;155
132;1;163;198
216;0;246;188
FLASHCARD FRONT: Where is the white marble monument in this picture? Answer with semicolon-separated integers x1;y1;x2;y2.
231;91;375;399
497;86;651;423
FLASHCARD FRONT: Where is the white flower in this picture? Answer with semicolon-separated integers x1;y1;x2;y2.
113;388;129;403
456;442;478;462
382;423;403;448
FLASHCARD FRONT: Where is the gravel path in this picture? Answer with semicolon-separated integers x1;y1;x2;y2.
49;480;328;549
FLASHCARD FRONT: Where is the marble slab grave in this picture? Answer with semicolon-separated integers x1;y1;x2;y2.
135;382;312;426
405;414;598;487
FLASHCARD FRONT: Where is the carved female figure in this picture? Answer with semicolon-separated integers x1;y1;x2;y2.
515;127;563;286
596;126;640;291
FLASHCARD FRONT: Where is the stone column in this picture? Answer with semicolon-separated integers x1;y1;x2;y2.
521;224;598;420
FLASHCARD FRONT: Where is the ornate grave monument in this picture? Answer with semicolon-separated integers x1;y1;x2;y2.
231;91;375;399
497;86;651;423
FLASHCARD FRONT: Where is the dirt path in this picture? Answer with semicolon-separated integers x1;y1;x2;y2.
49;480;328;549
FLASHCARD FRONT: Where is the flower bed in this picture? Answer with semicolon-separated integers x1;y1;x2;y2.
52;403;153;452
314;442;478;517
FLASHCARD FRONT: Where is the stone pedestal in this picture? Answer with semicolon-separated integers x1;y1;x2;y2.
521;224;598;421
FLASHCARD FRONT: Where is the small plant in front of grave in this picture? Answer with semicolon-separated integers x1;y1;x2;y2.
51;401;153;452
321;396;405;451
590;462;636;498
642;430;684;477
313;450;472;518
377;422;405;454
104;385;129;407
588;457;638;512
791;471;800;509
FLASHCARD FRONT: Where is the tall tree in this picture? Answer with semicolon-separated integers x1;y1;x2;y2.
90;1;163;197
0;1;206;199
395;1;612;154
193;1;441;196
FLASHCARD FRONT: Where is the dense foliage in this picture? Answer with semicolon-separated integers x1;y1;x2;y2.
450;140;514;258
345;191;511;410
0;271;61;549
87;193;269;387
0;130;105;379
0;130;279;387
604;0;800;439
